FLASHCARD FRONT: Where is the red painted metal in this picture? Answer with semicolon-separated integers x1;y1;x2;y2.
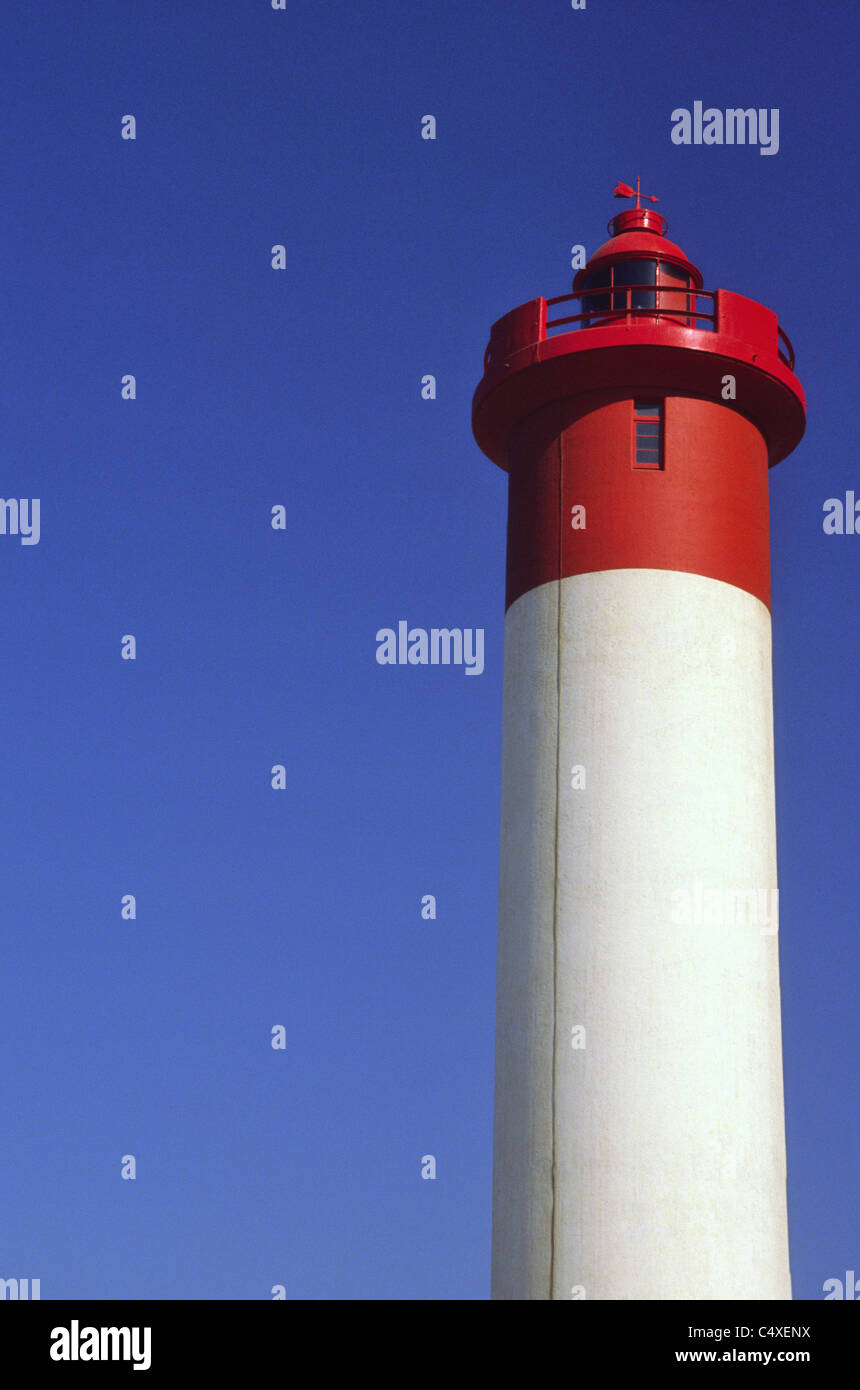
602;208;671;241
504;395;772;610
613;175;660;209
575;221;701;286
472;196;806;611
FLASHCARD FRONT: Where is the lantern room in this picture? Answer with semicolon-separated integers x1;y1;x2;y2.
573;202;703;326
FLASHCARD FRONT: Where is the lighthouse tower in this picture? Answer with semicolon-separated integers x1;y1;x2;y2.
472;185;805;1301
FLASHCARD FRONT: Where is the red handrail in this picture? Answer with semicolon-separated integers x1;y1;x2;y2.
546;286;716;332
483;288;797;372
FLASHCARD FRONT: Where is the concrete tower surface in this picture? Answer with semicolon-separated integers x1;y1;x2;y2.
472;186;805;1301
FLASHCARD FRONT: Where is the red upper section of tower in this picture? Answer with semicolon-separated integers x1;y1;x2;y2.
472;195;805;471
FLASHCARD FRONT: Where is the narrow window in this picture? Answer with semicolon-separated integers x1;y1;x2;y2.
633;400;662;468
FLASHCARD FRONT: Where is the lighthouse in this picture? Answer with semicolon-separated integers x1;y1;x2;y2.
472;184;805;1301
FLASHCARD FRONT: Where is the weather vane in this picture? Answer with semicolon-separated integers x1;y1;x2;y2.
613;175;659;209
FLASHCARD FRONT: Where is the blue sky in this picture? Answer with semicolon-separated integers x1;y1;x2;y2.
0;0;856;1300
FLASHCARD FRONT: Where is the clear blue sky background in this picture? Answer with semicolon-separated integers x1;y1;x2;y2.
0;0;856;1300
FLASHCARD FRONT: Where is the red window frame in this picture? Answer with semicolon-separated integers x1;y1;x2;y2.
633;400;663;469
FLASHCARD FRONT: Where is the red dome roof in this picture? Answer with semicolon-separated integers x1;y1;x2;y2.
574;206;703;289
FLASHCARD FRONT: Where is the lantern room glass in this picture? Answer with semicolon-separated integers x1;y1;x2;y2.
579;259;692;324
